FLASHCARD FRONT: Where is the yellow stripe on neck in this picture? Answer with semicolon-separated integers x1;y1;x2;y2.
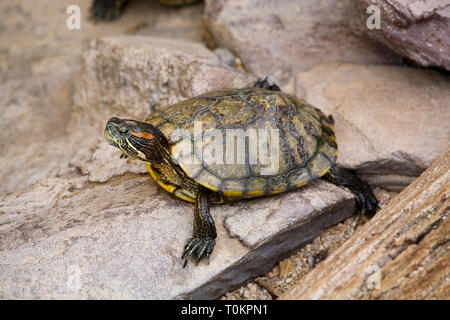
145;163;176;194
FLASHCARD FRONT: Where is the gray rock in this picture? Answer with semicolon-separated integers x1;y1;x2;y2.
294;63;450;190
0;175;355;299
0;7;358;299
204;0;401;83
0;0;207;196
73;36;255;131
4;0;446;300
350;0;450;71
214;47;238;67
71;36;256;182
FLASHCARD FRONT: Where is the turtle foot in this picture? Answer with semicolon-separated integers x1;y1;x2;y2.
254;75;281;92
181;236;215;268
354;188;379;217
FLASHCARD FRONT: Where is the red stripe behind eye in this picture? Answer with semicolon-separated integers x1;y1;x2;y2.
131;131;154;140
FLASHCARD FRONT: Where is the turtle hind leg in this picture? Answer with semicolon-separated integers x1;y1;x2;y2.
90;0;129;21
182;190;217;268
323;165;378;216
254;76;281;92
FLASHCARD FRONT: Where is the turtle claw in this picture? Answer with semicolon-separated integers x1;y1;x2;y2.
254;75;281;91
182;236;215;268
356;191;379;217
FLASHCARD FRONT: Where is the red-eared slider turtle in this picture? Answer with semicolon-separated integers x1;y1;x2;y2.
90;0;200;21
104;78;378;267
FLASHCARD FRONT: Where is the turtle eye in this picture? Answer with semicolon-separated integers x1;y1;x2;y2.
118;126;129;135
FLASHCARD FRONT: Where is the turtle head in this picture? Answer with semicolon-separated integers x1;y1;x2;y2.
104;117;168;162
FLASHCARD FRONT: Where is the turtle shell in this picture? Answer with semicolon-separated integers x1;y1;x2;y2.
145;88;338;200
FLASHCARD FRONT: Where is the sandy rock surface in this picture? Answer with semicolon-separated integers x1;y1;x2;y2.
0;174;356;298
0;0;356;299
0;0;206;196
1;0;449;300
74;36;255;131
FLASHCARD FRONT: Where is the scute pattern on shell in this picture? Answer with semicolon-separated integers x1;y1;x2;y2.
145;88;338;199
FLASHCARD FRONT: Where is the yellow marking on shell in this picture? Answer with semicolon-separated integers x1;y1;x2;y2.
270;189;284;195
222;190;243;198
246;190;264;197
319;168;330;178
131;131;154;140
145;163;176;194
296;181;308;188
197;181;219;192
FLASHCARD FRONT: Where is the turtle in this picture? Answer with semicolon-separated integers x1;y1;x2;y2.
104;77;378;267
90;0;201;21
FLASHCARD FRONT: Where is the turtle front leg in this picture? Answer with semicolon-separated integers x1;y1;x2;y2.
323;164;378;216
182;190;217;268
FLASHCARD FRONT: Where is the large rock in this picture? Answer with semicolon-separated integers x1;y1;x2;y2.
0;0;207;196
73;36;255;131
0;26;361;298
350;0;450;71
3;0;446;300
0;174;356;299
72;36;256;183
281;148;450;300
294;63;450;190
204;0;401;83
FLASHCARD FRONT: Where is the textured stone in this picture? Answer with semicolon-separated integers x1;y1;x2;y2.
280;148;450;300
0;2;360;299
73;36;255;131
224;181;353;248
294;63;450;190
4;0;446;300
350;0;450;71
204;0;401;83
0;175;356;299
71;36;256;181
0;0;207;196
